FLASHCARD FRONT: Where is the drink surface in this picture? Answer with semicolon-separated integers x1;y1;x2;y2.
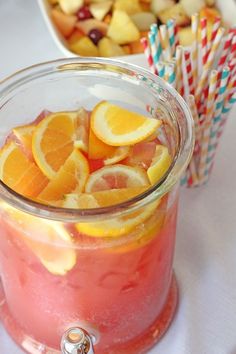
0;101;178;353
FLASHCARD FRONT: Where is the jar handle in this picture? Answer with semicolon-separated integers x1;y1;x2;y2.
61;327;95;354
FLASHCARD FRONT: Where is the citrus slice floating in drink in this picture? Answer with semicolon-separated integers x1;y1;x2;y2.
0;141;48;198
88;127;130;164
85;164;149;192
91;101;162;146
147;145;172;185
32;111;77;179
74;107;90;153
1;202;76;276
38;149;89;203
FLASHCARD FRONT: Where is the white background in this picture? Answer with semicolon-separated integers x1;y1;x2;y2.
0;1;236;354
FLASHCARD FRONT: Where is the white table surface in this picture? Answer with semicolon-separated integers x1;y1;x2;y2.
0;1;236;354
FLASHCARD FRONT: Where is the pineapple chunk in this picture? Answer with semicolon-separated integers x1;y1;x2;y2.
59;0;84;14
90;1;113;21
107;10;140;45
151;0;175;16
113;0;142;15
69;36;99;56
98;37;125;57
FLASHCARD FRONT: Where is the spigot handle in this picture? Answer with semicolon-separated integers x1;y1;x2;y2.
61;327;95;354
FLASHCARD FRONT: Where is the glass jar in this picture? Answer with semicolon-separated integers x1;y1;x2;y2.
0;58;194;354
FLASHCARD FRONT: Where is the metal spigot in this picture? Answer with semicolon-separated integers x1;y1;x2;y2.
61;327;95;354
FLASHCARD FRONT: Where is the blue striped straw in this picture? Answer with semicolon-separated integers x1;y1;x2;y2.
167;19;175;56
166;62;176;87
156;61;165;78
150;23;163;62
205;66;230;175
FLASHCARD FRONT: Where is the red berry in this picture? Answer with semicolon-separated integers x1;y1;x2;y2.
88;28;103;45
77;6;92;21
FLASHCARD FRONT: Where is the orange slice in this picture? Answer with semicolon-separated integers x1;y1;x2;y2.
0;142;48;198
123;140;157;169
38;149;89;203
147;145;172;185
63;187;148;208
74;107;90;153
32;111;77;179
91;101;162;146
75;198;161;237
2;202;76;275
12;124;35;156
88;127;130;165
85;164;149;192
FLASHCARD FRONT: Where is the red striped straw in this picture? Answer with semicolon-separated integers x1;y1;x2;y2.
140;37;157;75
208;17;221;53
228;34;236;62
200;18;208;66
217;32;234;73
184;49;194;95
174;22;180;49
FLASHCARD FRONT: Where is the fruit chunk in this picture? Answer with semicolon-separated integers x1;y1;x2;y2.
130;12;156;31
69;36;99;56
38;149;89;203
179;26;194;46
123;141;157;169
59;0;84;14
113;0;142;15
91;101;161;146
0;142;48;198
2;203;76;275
107;10;140;45
88;127;129;163
32;111;77;179
51;8;77;37
180;0;205;17
63;187;148;208
158;3;190;26
76;19;108;35
151;0;175;16
98;37;125;57
74;107;89;152
89;1;113;21
85;164;149;192
11;124;35;160
147;145;172;185
75;198;160;237
88;28;104;45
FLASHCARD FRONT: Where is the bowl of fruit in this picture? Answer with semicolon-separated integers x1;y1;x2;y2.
38;0;234;63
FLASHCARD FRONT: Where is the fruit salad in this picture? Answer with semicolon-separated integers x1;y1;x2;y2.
47;0;221;57
0;101;180;353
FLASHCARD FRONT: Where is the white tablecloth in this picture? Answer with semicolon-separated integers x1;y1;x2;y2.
0;1;236;353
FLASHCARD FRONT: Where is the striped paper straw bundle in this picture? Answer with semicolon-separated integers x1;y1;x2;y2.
141;15;236;187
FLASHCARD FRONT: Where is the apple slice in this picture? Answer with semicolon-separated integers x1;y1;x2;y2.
98;37;125;57
130;12;156;31
89;1;113;21
69;36;99;56
113;0;142;15
107;10;140;45
58;0;84;14
51;8;77;37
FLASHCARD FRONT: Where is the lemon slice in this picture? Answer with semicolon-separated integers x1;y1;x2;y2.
147;145;172;185
85;164;149;193
91;101;162;146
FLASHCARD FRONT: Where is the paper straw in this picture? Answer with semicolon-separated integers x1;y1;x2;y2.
140;37;157;74
198;70;218;183
200;17;208;67
167;19;175;56
217;92;236;138
150;23;163;63
166;62;176;88
174;22;180;49
191;13;199;88
184;49;194;95
187;95;201;146
208;17;221;53
217;31;234;73
205;66;230;175
195;27;225;105
156;61;165;78
175;45;184;96
159;24;172;61
228;34;236;62
148;31;159;72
